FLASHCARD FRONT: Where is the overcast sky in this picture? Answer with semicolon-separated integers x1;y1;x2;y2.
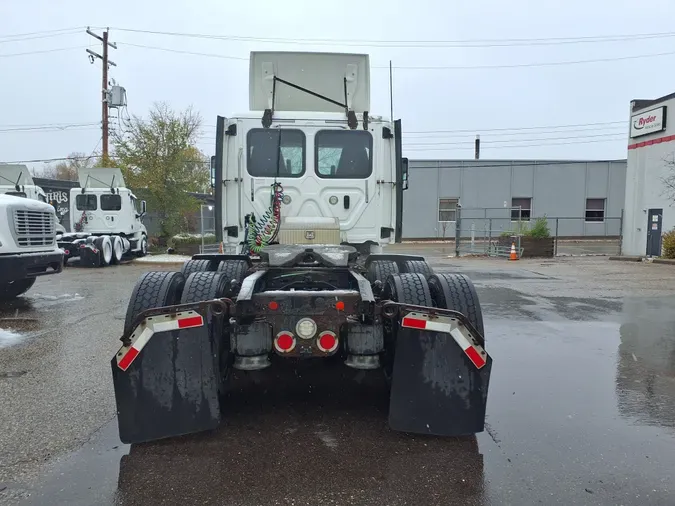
2;0;675;170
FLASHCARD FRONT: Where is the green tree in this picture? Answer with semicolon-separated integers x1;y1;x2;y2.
113;102;210;237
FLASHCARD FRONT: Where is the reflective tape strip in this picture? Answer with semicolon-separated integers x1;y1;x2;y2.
401;311;488;369
116;311;204;371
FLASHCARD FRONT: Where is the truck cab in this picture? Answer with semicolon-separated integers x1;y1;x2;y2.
0;194;63;299
0;164;49;203
216;51;408;254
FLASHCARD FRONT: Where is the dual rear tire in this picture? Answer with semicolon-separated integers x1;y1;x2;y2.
125;260;250;333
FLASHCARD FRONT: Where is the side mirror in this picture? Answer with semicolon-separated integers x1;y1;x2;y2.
401;157;409;191
141;200;147;216
210;156;216;188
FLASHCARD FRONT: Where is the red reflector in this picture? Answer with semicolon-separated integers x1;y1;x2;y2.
402;317;426;329
276;333;294;351
118;347;140;371
464;346;486;369
177;315;204;329
335;301;345;311
268;301;279;310
317;331;338;353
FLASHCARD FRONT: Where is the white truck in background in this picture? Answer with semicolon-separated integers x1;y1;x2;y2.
0;193;63;300
0;164;67;235
57;167;148;267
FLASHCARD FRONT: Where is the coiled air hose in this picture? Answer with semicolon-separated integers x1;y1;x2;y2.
247;182;284;254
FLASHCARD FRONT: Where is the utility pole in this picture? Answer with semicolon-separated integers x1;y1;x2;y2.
86;27;116;166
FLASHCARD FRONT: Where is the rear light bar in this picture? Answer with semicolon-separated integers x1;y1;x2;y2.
116;311;204;371
401;312;488;369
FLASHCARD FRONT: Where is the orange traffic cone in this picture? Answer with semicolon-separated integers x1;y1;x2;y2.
509;242;518;261
218;241;223;254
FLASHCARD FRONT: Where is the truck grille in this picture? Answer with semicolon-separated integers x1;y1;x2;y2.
13;210;55;247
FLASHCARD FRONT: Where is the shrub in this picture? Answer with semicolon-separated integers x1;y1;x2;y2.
526;216;551;239
500;217;550;238
663;228;675;259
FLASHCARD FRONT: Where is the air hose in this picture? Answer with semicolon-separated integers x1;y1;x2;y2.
247;182;284;254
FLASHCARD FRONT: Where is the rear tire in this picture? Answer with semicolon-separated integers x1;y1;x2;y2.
181;271;230;303
367;260;399;284
112;236;124;264
381;273;433;383
94;236;113;266
180;259;213;277
216;260;249;287
124;271;186;334
136;235;148;257
382;272;433;307
0;278;36;300
428;273;485;338
402;260;434;278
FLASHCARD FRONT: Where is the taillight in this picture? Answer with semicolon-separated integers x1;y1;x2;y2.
317;331;338;353
274;331;296;353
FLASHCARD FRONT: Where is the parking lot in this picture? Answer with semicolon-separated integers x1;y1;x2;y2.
1;245;675;505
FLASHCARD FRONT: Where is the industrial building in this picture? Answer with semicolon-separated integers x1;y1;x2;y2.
623;92;675;257
402;159;627;240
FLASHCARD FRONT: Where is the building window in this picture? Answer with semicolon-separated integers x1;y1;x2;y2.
511;197;531;221
439;198;459;222
585;198;605;222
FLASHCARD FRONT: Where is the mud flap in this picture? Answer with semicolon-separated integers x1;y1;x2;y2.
111;309;226;444
388;326;492;437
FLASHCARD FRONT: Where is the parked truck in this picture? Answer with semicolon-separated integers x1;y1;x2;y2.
57;167;148;266
111;51;492;444
0;193;63;300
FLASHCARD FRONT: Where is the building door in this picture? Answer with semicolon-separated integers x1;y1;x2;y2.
646;208;663;257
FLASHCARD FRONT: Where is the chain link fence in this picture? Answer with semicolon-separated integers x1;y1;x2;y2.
449;207;623;258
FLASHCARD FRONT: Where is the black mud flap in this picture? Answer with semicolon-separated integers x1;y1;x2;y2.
111;311;225;444
388;326;492;437
79;246;101;267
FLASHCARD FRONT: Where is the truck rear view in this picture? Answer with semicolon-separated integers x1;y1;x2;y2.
111;50;492;444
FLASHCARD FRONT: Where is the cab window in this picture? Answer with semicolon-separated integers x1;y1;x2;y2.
315;130;372;179
76;194;97;210
247;129;305;177
100;194;122;211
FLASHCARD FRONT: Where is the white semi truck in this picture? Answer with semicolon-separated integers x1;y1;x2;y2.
57;167;148;267
111;51;492;445
0;193;63;300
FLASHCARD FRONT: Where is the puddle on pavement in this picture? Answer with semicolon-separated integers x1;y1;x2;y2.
0;328;26;348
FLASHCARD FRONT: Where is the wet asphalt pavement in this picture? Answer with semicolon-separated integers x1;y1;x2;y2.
1;247;675;505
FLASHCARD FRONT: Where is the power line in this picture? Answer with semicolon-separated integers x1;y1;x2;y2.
404;120;626;134
117;41;675;70
404;136;627;151
119;42;247;60
405;132;627;147
0;123;100;133
382;50;675;70
0;46;89;58
110;27;675;48
0;27;83;40
0;28;82;44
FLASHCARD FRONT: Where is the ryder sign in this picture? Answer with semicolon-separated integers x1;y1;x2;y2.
630;106;666;138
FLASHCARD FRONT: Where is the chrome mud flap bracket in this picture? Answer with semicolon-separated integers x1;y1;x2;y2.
385;306;492;437
111;300;230;444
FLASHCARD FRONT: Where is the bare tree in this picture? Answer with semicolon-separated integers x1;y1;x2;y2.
36;152;96;181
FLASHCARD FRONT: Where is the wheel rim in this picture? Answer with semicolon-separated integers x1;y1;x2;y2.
103;239;113;264
142;238;147;254
114;238;123;260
